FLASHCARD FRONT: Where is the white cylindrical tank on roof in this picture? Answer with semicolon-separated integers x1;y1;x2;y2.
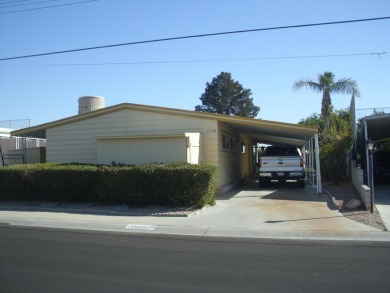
78;96;105;114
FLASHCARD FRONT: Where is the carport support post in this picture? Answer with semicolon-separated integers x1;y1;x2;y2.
311;138;315;186
308;138;314;186
314;134;322;193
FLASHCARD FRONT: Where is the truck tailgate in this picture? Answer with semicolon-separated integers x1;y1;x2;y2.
260;157;301;169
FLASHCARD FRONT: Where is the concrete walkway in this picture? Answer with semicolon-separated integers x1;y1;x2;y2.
1;180;389;241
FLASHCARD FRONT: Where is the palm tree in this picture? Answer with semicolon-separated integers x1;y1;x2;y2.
293;72;360;130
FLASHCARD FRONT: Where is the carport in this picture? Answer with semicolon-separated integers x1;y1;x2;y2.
223;118;322;193
363;113;390;144
362;113;390;180
362;113;390;181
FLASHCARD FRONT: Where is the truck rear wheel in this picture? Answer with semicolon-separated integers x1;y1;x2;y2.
297;179;305;188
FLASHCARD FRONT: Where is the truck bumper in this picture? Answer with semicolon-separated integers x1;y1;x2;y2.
259;172;305;179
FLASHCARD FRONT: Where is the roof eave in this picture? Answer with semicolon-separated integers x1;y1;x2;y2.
10;102;318;139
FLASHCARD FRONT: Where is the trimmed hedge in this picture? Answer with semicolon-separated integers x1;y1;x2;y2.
0;163;218;208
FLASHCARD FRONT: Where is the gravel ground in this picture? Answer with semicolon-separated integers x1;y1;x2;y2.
322;180;387;231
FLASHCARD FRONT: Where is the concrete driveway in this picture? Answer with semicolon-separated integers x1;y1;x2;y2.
1;179;388;240
183;179;379;233
375;183;390;231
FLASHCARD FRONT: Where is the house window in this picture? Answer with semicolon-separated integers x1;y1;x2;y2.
240;141;246;153
222;133;230;150
222;133;237;152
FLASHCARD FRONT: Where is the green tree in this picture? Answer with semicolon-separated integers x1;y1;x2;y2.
195;72;260;118
299;108;353;184
293;72;360;130
298;113;324;129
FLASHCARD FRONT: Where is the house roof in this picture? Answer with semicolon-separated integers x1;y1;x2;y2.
11;103;318;146
364;113;390;142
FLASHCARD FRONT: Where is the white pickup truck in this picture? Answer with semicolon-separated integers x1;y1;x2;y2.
258;145;305;187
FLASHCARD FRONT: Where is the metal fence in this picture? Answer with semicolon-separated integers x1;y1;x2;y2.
0;119;30;129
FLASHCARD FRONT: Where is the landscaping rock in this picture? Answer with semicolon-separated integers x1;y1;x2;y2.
346;198;361;209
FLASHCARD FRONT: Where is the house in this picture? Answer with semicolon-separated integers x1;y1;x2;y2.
11;97;321;194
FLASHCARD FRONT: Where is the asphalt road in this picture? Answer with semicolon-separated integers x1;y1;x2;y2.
1;225;390;293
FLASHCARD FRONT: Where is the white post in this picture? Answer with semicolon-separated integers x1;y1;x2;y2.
311;138;315;186
22;137;27;164
309;138;314;186
306;139;312;187
314;133;322;193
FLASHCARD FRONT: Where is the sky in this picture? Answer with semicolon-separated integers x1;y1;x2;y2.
0;0;389;129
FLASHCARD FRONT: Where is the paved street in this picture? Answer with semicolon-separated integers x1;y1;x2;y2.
1;226;390;293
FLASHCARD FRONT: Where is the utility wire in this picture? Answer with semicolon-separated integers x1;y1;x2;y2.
1;16;389;61
356;107;390;111
0;0;67;9
0;0;36;4
0;0;98;14
1;52;388;67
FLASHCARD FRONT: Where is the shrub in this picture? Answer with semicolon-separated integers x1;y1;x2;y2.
0;167;34;200
95;163;218;207
0;163;218;208
0;163;98;202
320;135;351;184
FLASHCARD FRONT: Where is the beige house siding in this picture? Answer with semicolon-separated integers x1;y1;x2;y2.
46;109;219;166
217;121;249;188
239;134;253;178
97;136;188;165
46;111;124;163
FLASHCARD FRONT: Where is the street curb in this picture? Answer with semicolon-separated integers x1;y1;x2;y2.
0;202;201;218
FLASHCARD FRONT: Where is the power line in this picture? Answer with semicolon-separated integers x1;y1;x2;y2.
0;0;67;9
0;0;37;5
356;107;390;111
1;16;389;61
1;51;388;67
0;0;98;14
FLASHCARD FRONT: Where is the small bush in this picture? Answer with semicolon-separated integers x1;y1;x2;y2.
0;163;218;208
320;136;350;184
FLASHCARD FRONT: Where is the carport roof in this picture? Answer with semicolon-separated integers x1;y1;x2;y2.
364;113;390;141
11;103;317;146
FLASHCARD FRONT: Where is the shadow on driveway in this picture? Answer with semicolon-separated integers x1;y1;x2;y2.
218;179;326;203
